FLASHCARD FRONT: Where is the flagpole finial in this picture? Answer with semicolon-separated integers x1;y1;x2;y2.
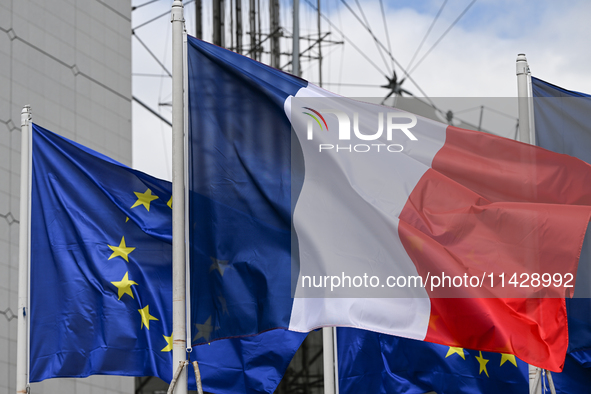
171;0;185;22
172;0;184;12
21;105;31;127
516;54;528;75
516;53;532;144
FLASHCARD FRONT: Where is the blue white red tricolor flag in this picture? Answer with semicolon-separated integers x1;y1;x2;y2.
187;36;591;372
531;76;591;384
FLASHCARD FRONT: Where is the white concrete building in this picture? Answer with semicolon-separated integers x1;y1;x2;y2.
0;0;133;392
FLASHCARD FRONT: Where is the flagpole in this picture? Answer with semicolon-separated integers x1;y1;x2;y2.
323;327;336;394
516;54;531;144
171;1;188;393
332;327;339;394
517;53;545;394
292;0;300;76
16;105;32;394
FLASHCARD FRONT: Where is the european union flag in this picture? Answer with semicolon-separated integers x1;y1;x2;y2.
30;123;173;382
29;124;306;393
337;327;528;394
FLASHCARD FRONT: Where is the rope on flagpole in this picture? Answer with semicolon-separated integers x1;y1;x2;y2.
167;361;189;394
192;361;204;394
545;370;557;394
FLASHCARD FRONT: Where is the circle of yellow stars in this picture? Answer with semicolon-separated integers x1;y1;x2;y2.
106;187;173;353
445;346;518;378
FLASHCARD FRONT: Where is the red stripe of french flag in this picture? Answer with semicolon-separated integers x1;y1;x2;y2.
400;126;591;371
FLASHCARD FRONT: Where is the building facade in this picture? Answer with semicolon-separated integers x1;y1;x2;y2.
0;0;133;392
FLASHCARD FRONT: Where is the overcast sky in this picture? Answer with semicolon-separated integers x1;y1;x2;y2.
131;0;591;180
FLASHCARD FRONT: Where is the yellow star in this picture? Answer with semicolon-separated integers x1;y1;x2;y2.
110;272;138;300
108;236;136;262
193;316;214;342
162;333;173;352
125;217;129;223
475;351;490;377
131;188;159;211
167;196;173;209
209;257;231;277
500;353;517;367
138;305;159;330
445;346;465;360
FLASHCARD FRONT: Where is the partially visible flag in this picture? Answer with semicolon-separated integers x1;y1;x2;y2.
187;35;591;371
29;123;306;393
191;328;307;393
532;77;591;162
551;354;591;393
337;327;528;394
531;76;591;388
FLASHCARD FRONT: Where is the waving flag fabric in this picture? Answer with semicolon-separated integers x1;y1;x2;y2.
187;35;591;371
551;354;591;393
531;76;591;385
532;76;591;360
29;124;306;393
334;76;591;394
532;76;591;161
337;327;528;394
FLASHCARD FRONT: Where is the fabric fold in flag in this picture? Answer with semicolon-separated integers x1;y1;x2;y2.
337;330;591;394
337;327;529;394
29;124;306;393
531;76;591;386
187;35;591;372
550;353;591;393
532;76;591;357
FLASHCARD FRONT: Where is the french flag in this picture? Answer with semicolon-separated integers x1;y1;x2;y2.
187;35;591;372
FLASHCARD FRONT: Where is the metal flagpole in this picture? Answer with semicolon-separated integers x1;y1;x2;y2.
322;327;336;394
332;327;339;394
516;54;531;144
317;0;322;87
171;1;188;393
16;105;32;394
517;53;542;394
529;367;542;394
292;0;300;76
